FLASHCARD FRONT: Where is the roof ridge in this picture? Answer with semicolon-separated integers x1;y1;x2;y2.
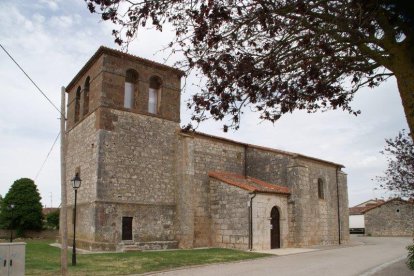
209;171;290;195
188;131;344;168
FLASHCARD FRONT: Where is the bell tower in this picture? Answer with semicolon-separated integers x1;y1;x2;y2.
64;46;184;251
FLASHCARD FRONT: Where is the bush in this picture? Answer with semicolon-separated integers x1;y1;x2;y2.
45;210;59;229
408;242;414;270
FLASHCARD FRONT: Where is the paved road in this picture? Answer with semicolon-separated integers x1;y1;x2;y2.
152;237;413;276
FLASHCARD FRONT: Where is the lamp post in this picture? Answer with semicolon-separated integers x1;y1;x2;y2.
71;173;81;266
8;204;15;242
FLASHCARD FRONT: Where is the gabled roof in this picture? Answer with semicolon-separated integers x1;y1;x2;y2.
354;199;385;208
349;199;385;215
66;46;185;91
209;171;290;195
183;131;345;168
349;206;373;215
361;198;414;214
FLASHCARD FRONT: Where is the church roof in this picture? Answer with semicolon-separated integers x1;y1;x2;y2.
185;131;345;169
209;171;290;195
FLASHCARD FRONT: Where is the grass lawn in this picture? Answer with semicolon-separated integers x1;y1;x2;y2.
25;239;270;275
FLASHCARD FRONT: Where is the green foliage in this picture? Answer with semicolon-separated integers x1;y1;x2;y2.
0;178;43;234
45;210;59;229
407;242;414;270
376;130;414;198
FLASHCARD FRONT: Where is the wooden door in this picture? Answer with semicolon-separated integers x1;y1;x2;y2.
270;206;280;249
122;217;133;240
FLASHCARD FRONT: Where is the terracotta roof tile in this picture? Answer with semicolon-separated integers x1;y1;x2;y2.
361;198;414;214
349;206;371;215
209;171;290;195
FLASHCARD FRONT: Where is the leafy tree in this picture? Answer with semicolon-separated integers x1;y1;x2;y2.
85;0;414;133
408;243;414;270
376;130;414;198
0;178;43;234
45;209;60;230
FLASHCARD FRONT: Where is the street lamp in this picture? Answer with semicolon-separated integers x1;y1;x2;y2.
8;204;15;242
71;173;81;266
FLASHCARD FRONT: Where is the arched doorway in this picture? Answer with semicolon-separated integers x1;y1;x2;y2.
270;206;280;249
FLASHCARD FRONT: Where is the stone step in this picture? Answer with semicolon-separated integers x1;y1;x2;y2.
122;245;142;252
118;240;179;252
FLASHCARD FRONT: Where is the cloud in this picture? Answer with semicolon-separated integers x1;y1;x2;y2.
39;0;61;11
0;0;409;209
49;15;74;29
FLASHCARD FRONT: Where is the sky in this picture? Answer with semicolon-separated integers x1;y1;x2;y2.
0;0;409;208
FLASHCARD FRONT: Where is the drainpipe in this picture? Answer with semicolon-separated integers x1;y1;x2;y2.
336;167;341;245
249;192;257;251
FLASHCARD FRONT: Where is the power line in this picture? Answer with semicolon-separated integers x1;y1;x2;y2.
34;132;61;181
0;44;65;118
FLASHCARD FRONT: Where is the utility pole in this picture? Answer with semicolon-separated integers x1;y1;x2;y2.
60;86;68;275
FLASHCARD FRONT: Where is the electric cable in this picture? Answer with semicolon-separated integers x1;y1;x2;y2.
34;131;61;181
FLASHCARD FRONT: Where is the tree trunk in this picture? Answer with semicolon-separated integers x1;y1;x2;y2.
394;71;414;138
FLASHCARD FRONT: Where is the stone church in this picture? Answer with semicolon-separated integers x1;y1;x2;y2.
64;46;349;252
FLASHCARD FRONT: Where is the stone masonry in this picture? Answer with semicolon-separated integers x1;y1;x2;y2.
364;199;414;237
64;46;350;251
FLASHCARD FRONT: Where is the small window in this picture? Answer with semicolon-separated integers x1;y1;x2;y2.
148;76;162;114
318;178;324;199
124;69;138;109
83;76;90;116
74;86;81;123
122;216;133;240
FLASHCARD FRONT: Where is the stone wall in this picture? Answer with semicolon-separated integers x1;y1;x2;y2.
94;201;176;249
252;193;289;250
338;171;350;243
246;147;348;247
287;160;348;246
67;203;97;248
246;147;293;185
209;179;250;250
100;54;181;122
65;113;99;205
175;135;195;248
66;51;182;130
191;135;245;247
0;230;58;240
96;109;179;205
67;55;104;130
364;200;414;237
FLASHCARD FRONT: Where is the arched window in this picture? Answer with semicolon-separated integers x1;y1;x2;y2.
148;76;162;114
318;178;324;199
124;69;138;109
74;86;81;123
83;76;90;116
